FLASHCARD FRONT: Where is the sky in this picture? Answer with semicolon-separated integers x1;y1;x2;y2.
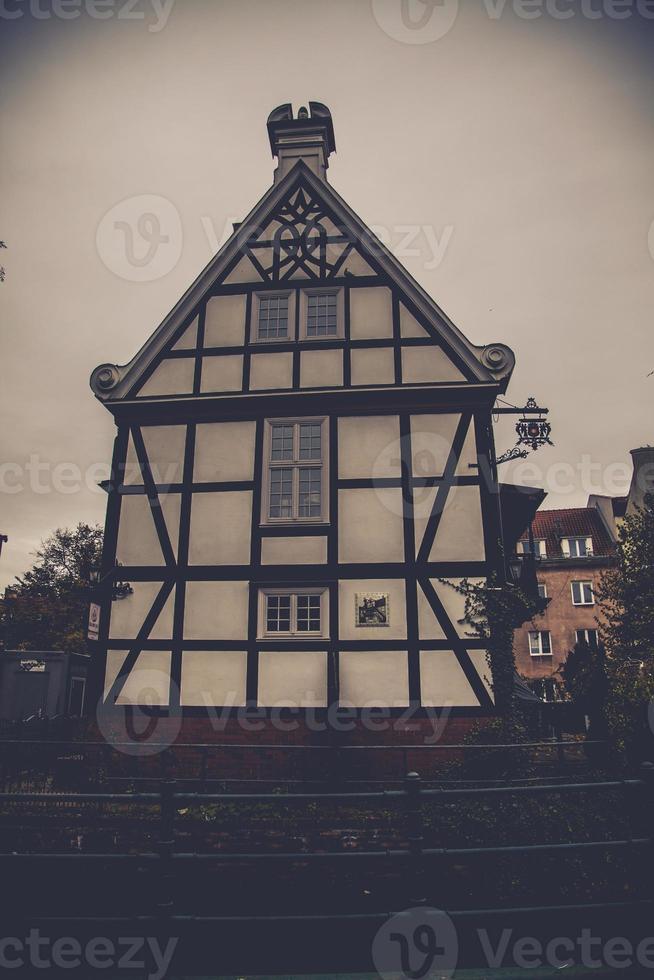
1;0;653;587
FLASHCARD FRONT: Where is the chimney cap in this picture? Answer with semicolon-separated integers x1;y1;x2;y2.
267;102;336;158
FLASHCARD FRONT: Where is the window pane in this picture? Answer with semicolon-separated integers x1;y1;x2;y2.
269;467;293;518
299;467;322;517
307;293;337;337
541;631;551;654
528;632;539;655
299;423;322;460
270;425;293;461
266;594;291;632
537;583;547;599
259;295;288;339
297;594;321;632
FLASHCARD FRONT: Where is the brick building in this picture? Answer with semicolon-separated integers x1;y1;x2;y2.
514;507;616;689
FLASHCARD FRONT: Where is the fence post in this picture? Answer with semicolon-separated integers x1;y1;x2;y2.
405;771;426;906
156;778;176;918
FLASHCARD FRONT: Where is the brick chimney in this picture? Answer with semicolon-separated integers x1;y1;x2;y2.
267;102;336;184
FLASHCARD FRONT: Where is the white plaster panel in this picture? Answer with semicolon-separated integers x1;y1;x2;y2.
261;536;327;565
257;651;327;707
184;581;249;640
194;421;256;483
419;650;478;707
223;256;260;285
180;650;247;706
400;305;430;338
338;579;407;641
172;317;198;350
204;293;247;347
410;414;477;479
338;488;405;564
108;582;175;640
188;492;252;565
342;250;375;277
105;650;171;706
350;347;395;387
300;349;343;388
124;425;187;487
116;493;181;565
137;358;195;397
413;485;485;562
249;352;293;391
200;355;243;393
339;651;409;707
349;287;393;340
338;416;401;479
401;346;466;384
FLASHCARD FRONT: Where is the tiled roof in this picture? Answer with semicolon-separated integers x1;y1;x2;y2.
520;507;614;558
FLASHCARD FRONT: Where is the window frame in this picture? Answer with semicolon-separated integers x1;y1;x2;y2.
257;586;329;640
571;580;594;606
563;536;593;558
576;628;599;648
299;287;344;342
528;630;552;657
261;417;329;525
253;290;295;344
537;582;548;600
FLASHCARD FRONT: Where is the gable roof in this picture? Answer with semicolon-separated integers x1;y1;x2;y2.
90;160;515;402
520;508;615;558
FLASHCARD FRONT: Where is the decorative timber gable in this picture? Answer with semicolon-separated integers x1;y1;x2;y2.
89;103;519;721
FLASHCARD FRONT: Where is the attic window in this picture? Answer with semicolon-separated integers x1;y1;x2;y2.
257;293;290;340
562;537;593;558
307;292;337;336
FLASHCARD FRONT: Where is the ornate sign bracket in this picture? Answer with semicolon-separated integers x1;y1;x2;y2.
494;396;553;466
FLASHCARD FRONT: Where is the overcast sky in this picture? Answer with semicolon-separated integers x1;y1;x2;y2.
1;0;653;587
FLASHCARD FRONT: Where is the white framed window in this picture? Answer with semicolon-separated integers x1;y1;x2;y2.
529;630;552;657
299;288;344;341
537;583;548;600
258;587;329;639
562;536;593;558
262;418;328;524
254;291;294;342
576;628;599;648
571;580;594;606
518;538;547;558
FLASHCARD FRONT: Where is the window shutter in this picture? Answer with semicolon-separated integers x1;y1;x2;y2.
561;538;571;557
585;536;593;556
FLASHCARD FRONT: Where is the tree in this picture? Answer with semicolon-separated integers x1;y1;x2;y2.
595;493;654;756
442;574;545;736
0;523;103;653
559;639;608;744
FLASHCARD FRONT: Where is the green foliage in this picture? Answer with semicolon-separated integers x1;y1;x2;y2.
0;523;103;653
440;574;545;737
595;493;654;758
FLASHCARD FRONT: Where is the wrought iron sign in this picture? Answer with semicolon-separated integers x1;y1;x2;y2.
494;396;553;465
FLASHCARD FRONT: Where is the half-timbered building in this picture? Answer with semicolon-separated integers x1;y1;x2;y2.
89;103;522;737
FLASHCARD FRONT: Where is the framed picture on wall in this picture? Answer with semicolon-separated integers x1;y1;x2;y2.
355;593;390;627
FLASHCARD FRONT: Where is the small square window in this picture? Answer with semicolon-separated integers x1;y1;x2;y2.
576;628;598;648
563;537;593;558
259;588;328;638
537;583;548;600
